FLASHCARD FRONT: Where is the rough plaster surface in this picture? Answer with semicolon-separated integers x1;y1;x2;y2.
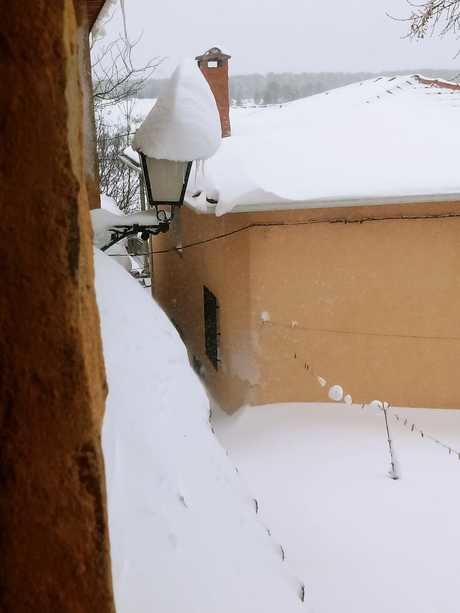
0;1;115;610
153;203;460;412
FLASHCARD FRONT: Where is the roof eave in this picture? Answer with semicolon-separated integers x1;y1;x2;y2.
87;0;108;30
186;191;460;215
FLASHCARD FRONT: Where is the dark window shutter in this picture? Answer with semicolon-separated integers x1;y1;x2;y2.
203;286;219;369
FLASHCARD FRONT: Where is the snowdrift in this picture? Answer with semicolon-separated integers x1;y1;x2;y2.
95;250;304;612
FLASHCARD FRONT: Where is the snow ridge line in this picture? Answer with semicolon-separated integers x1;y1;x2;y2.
260;317;460;465
210;409;309;605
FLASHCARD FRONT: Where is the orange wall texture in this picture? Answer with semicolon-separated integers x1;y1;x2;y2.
152;202;460;412
0;1;114;609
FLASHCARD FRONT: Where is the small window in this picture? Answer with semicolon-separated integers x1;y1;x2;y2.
207;60;219;68
203;286;219;369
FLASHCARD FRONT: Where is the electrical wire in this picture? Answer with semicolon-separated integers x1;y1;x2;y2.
262;319;460;343
261;318;460;462
107;209;460;259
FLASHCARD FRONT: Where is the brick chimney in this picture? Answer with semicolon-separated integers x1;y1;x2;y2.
196;47;231;138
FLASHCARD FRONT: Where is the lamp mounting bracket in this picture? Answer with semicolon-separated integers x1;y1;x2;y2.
101;222;170;252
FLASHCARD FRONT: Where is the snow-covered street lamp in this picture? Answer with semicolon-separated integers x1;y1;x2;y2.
133;59;222;215
139;155;192;208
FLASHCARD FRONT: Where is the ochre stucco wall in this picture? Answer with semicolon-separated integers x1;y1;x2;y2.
0;1;114;610
153;201;460;412
251;214;460;409
153;206;257;409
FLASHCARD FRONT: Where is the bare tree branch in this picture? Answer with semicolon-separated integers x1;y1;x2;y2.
390;0;460;41
90;16;162;211
92;35;163;108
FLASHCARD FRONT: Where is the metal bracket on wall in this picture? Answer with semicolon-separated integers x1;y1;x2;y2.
101;222;169;252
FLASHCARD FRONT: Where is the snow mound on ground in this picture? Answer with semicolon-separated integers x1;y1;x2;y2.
133;60;221;161
95;250;303;613
214;402;460;613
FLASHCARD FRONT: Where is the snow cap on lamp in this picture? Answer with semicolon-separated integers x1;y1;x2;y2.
133;59;222;162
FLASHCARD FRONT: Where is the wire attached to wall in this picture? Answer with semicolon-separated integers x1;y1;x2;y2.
261;316;460;466
107;209;460;259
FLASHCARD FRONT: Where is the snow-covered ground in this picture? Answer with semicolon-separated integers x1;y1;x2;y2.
213;402;460;613
94;250;305;613
94;238;460;612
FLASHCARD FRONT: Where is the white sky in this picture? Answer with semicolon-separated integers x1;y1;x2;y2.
101;0;460;76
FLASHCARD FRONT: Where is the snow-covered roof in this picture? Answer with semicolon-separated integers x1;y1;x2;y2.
186;75;460;216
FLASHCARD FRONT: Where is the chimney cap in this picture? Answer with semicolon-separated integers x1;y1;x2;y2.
195;47;231;62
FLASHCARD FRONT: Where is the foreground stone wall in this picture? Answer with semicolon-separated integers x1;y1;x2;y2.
0;1;115;610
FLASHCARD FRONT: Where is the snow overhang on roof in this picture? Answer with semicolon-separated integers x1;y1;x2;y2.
184;74;460;216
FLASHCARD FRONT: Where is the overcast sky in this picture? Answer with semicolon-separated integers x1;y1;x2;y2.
101;0;460;76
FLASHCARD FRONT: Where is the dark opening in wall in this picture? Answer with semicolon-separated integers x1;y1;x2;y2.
170;318;185;342
203;286;219;370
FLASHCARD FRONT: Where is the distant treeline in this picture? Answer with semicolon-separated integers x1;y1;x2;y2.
137;69;460;105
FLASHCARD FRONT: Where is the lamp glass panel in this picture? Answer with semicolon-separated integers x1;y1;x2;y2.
145;158;187;203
